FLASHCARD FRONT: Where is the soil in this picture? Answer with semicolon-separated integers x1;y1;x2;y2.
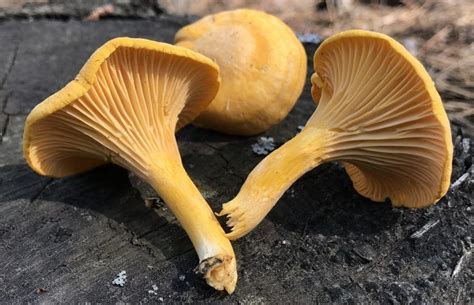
0;2;472;303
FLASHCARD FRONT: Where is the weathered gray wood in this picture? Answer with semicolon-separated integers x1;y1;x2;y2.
0;0;163;19
0;19;472;304
0;18;186;115
0;115;25;166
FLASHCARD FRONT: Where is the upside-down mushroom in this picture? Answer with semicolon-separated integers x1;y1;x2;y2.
23;37;237;293
175;9;307;136
220;30;453;240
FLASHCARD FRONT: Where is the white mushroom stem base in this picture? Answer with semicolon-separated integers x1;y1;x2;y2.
148;158;237;293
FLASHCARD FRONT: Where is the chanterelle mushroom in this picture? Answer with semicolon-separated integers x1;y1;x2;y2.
220;30;453;239
23;37;237;293
175;9;307;136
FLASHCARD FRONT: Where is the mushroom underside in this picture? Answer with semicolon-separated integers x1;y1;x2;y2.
309;35;451;206
24;41;238;293
218;31;452;241
27;46;215;177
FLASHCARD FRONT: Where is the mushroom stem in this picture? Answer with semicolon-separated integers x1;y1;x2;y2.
147;157;237;294
220;128;332;240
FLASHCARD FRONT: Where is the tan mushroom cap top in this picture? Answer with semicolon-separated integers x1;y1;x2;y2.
23;37;220;178
310;30;453;207
175;9;307;135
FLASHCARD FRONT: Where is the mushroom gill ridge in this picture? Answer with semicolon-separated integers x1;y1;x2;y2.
310;35;449;206
29;46;211;178
220;30;452;240
24;39;238;293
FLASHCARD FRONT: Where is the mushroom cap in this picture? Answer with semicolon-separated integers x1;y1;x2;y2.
24;37;220;177
175;9;307;135
310;30;453;207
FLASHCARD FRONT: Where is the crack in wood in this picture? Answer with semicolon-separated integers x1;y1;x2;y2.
136;223;170;239
0;42;19;91
1;43;19;144
107;220;161;261
106;217;195;262
29;178;53;203
0;113;9;143
202;142;243;181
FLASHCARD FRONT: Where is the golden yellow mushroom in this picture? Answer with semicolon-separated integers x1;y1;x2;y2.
220;30;453;240
175;9;307;136
23;37;237;293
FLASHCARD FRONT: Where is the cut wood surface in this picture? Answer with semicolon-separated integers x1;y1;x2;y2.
0;18;472;303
